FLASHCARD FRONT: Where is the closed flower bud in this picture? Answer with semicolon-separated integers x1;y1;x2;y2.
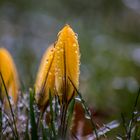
0;48;19;110
54;25;80;104
35;45;55;112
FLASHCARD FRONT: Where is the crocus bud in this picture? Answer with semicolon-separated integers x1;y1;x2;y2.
0;48;19;110
54;25;80;104
35;45;55;112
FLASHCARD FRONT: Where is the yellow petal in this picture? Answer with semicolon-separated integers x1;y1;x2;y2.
0;48;19;110
35;45;55;111
54;25;80;104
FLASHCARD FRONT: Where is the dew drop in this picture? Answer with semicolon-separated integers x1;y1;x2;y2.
75;96;81;102
60;48;63;52
73;43;76;47
116;136;123;140
85;114;91;120
75;50;78;54
134;110;138;115
75;33;78;39
55;72;58;75
56;47;60;51
59;41;63;44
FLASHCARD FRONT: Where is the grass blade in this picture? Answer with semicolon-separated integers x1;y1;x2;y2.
68;76;99;140
66;98;75;136
49;90;56;138
0;104;2;137
0;72;18;139
41;121;48;140
29;88;38;140
128;88;140;139
24;117;30;140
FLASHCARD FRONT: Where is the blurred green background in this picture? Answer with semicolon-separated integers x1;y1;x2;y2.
0;0;140;119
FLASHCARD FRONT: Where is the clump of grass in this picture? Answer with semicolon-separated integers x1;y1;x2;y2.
117;88;140;140
1;78;140;139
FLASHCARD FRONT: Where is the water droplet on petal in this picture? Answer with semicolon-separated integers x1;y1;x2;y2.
60;48;63;52
57;56;60;59
75;33;78;39
73;43;76;47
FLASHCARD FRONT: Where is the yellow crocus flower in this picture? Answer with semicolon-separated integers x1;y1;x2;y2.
35;45;55;112
35;25;80;111
0;48;19;110
54;25;80;104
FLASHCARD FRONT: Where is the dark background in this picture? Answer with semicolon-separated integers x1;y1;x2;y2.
0;0;140;120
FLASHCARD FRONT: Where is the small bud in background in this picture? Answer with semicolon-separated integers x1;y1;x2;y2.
0;48;19;110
